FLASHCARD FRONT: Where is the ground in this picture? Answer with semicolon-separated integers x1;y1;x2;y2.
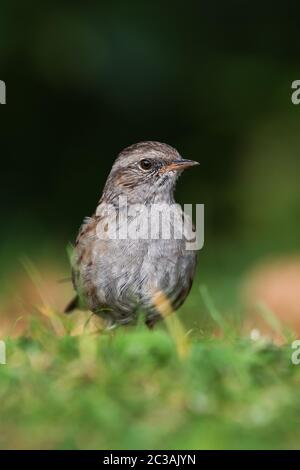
1;313;300;449
1;240;300;449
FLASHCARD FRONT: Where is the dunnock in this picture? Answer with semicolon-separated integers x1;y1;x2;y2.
65;141;199;328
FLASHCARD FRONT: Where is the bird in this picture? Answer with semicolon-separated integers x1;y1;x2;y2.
65;141;199;328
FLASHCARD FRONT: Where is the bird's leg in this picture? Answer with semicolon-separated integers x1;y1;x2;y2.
145;311;162;329
145;318;156;329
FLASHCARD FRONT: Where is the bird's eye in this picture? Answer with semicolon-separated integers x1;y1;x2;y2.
139;159;152;170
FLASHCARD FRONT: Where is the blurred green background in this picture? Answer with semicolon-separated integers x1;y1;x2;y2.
1;0;300;320
1;1;300;318
1;0;300;451
1;1;299;234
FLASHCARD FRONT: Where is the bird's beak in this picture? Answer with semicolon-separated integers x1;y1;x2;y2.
161;159;200;173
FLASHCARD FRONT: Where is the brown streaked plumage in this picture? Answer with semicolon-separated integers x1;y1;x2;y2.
65;141;199;328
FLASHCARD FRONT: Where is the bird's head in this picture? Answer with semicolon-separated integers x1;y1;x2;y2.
101;141;199;204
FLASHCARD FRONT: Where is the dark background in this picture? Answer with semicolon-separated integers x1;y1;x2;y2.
1;0;300;313
2;2;300;449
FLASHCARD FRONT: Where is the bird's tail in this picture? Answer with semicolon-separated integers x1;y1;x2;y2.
64;296;79;314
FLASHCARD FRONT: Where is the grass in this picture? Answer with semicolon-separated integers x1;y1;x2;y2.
1;239;300;449
1;310;300;450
